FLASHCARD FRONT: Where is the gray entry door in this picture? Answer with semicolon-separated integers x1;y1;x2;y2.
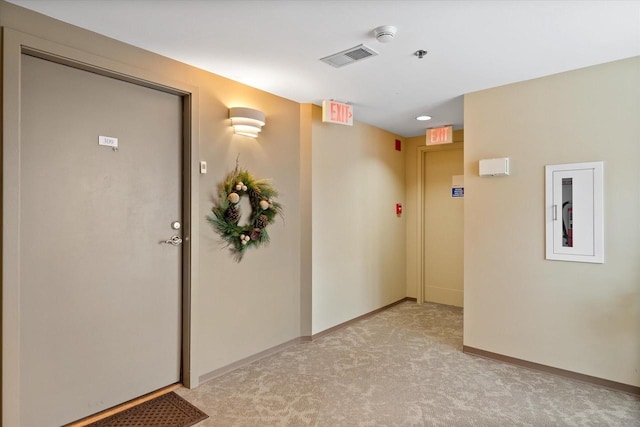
19;54;183;427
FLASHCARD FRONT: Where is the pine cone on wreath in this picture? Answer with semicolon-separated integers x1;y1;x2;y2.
250;228;262;241
225;205;240;223
256;214;269;229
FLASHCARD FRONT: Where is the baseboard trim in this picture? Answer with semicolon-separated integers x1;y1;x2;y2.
198;297;415;386
198;337;304;385
307;297;414;341
463;345;640;396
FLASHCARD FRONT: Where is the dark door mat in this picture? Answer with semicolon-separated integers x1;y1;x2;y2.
87;392;208;427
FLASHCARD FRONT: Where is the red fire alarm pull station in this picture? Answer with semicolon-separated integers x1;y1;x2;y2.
395;139;402;151
396;203;403;216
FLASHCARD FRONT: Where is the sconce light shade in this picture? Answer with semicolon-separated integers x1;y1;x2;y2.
229;107;266;138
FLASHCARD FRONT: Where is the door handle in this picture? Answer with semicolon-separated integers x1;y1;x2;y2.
162;235;183;246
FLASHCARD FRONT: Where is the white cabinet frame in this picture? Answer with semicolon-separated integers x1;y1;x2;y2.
545;161;604;263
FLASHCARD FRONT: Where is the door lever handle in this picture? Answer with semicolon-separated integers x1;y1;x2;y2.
162;235;183;246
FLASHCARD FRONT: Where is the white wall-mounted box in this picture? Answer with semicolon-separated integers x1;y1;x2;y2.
545;161;604;263
479;157;510;176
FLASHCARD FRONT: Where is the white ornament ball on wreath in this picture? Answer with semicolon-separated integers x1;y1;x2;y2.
242;185;248;191
259;200;270;210
235;184;242;191
228;192;240;204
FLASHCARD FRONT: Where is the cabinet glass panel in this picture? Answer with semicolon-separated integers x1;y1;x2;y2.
562;178;573;248
545;162;603;263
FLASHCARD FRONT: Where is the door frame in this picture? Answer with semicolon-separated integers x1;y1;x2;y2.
415;141;464;304
2;28;200;426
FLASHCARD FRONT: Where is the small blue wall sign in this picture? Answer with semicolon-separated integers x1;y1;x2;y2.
451;187;464;198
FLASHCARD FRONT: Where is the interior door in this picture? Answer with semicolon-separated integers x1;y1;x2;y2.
19;54;183;427
423;148;464;307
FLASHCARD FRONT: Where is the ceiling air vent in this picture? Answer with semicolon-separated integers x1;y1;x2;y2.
320;44;379;68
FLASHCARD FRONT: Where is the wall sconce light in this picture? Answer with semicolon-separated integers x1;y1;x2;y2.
229;107;266;138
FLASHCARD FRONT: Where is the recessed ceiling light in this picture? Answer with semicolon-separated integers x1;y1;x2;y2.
416;115;432;121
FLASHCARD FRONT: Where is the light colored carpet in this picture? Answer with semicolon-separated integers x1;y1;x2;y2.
177;301;640;426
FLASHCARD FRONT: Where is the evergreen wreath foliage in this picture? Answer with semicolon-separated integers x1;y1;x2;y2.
208;162;283;262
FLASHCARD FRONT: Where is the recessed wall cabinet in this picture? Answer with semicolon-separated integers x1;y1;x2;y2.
545;161;604;263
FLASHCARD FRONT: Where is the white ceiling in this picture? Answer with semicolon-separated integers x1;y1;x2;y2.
8;0;640;137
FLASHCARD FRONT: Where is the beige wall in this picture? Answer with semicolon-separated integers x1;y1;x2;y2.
464;57;640;387
405;131;464;299
309;105;406;334
0;0;301;396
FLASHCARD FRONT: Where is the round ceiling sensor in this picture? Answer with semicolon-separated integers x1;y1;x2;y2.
373;25;397;43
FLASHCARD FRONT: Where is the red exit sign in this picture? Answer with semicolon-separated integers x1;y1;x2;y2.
426;125;453;145
322;100;353;126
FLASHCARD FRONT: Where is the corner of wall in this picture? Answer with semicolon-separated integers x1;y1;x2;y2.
299;104;313;337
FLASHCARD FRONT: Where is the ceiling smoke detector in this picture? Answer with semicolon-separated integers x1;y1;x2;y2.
373;25;397;43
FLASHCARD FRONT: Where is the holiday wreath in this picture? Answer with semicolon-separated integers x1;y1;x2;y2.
208;163;283;261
